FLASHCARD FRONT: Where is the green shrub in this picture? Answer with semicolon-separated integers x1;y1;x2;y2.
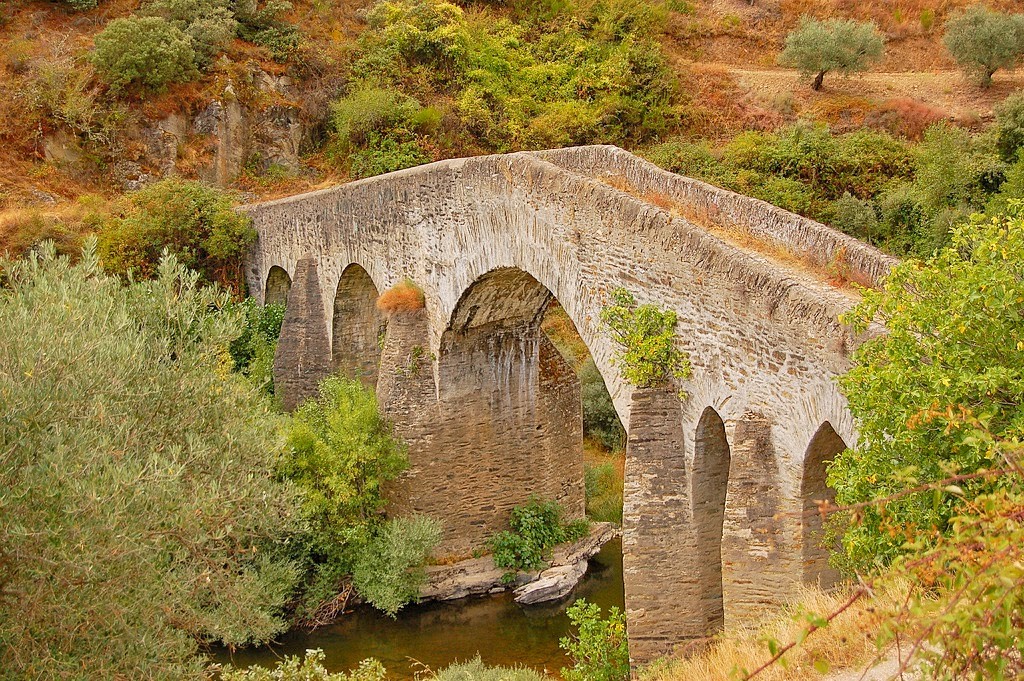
97;179;255;290
995;92;1024;163
599;287;689;390
329;88;432;177
352;515;442;616
142;0;238;66
0;243;301;679
58;0;101;9
489;498;589;575
642;139;727;183
279;376;408;615
91;16;199;92
585;462;623;524
876;182;927;255
943;5;1024;87
229;298;285;394
559;599;629;681
779;16;884;90
913;123;1005;215
222;650;387;681
831;193;879;242
831;208;1024;572
580;358;625;452
430;656;548;681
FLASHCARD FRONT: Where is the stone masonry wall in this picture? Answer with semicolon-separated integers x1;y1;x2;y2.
242;146;888;662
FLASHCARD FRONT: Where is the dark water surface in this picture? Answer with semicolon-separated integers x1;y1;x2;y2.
213;537;624;679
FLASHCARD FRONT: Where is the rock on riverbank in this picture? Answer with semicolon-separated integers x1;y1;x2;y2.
419;522;619;605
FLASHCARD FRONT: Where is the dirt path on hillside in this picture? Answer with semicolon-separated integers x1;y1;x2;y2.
724;65;1023;121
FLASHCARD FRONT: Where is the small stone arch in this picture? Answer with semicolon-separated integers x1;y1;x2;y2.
332;263;385;387
801;422;847;589
264;265;291;306
692;406;731;633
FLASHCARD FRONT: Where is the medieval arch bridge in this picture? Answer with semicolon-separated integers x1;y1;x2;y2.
242;145;894;662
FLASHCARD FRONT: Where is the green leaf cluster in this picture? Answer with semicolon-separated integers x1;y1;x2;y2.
489;497;589;575
559;599;629;681
229;298;285;394
580;358;626;452
0;242;302;679
352;515;442;616
279;376;416;615
599;287;689;390
830;207;1024;571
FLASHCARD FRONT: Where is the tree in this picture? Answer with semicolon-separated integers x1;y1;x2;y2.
779;17;884;91
943;5;1024;87
0;243;302;679
830;207;1024;572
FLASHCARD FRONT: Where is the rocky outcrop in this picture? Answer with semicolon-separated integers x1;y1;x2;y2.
419;522;619;604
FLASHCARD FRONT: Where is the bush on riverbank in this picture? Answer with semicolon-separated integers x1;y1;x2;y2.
0;242;302;679
490;497;589;577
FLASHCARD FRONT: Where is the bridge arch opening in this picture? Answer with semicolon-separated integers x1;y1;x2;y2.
692;406;730;633
801;422;847;589
332;264;385;387
264;265;291;306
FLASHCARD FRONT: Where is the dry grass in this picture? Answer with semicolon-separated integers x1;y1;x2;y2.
864;97;949;140
643;580;911;681
376;278;425;314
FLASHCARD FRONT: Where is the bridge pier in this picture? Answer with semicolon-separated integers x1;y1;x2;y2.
272;258;332;411
722;412;799;628
377;313;585;556
622;386;704;664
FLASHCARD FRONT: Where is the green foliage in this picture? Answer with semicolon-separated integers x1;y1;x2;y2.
580;358;625;452
489;497;589;574
142;0;238;66
279;376;408;615
229;298;285;394
91;16;199;92
97;178;255;290
329;87;433;177
352;0;680;152
830;208;1024;572
0;242;302;679
222;650;387;681
830;192;879;242
779;16;884;90
994;92;1024;163
599;287;689;390
585;461;623;524
429;656;548;681
352;515;442;616
559;599;629;681
57;0;101;10
943;5;1024;87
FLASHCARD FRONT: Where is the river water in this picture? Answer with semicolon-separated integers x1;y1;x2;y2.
214;537;624;678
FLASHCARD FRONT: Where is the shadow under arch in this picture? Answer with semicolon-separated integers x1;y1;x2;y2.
332;263;385;387
801;421;848;589
692;406;731;633
264;265;291;306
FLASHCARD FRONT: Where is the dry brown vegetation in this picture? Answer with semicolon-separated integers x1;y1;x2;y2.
376;278;425;314
643;581;911;681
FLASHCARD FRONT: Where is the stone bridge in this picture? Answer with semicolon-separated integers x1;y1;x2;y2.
242;145;895;663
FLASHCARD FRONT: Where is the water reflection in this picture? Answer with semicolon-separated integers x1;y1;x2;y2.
214;537;623;679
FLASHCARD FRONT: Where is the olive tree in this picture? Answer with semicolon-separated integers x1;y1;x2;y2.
944;5;1024;87
0;243;302;679
779;17;884;91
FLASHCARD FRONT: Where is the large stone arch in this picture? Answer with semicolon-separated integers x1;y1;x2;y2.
801;422;847;589
332;263;385;387
692;406;731;634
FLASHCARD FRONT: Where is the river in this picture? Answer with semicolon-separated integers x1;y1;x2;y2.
213;537;624;678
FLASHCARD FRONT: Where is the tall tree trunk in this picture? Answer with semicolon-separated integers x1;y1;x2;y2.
812;70;826;91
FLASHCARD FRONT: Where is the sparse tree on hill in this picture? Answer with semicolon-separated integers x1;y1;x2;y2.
944;5;1024;87
779;16;885;91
